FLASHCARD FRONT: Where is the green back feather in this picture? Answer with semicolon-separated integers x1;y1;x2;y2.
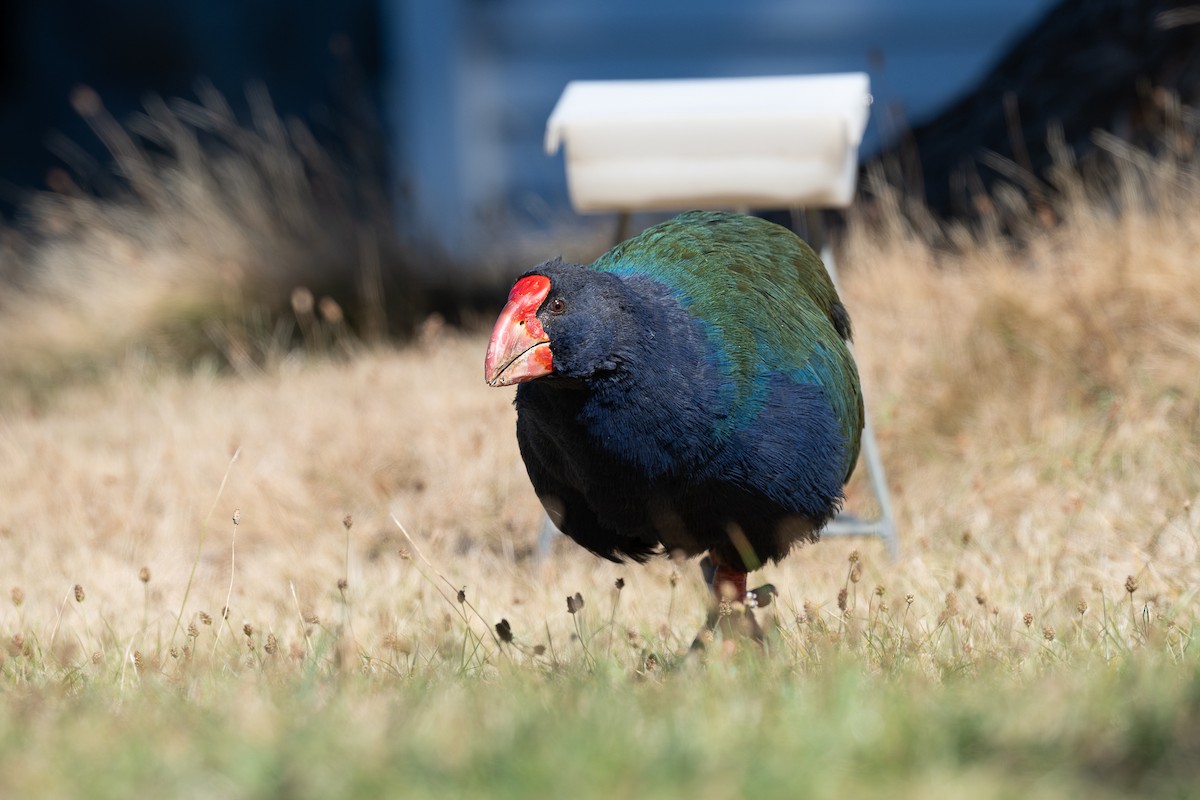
591;210;863;469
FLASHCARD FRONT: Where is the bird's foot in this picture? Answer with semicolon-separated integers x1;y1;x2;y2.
689;602;767;654
745;583;778;608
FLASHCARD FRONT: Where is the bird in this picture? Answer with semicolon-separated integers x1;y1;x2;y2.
484;210;863;641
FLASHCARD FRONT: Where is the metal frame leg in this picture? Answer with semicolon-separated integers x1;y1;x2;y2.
804;208;899;559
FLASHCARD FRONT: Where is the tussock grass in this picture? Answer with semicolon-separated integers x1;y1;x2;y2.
0;83;414;397
0;144;1199;795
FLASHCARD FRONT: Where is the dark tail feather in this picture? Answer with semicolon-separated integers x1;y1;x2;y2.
830;301;853;342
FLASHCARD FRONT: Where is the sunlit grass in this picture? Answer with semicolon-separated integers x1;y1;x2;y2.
0;130;1198;795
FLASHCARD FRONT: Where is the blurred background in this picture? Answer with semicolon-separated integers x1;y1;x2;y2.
0;0;1061;251
0;0;1195;386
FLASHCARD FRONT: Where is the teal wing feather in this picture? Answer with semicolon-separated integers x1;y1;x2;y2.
591;210;863;477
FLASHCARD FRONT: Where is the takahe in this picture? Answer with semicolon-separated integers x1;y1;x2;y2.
485;211;863;623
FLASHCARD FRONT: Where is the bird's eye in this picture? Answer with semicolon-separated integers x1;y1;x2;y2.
548;298;566;314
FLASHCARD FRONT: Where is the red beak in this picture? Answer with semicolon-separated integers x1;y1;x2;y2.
484;274;555;387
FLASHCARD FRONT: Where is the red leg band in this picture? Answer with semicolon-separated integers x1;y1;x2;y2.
712;564;747;602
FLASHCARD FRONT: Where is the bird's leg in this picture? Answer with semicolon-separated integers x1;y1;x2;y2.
711;561;748;604
691;554;772;651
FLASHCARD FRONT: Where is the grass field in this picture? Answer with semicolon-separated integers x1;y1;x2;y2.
1;147;1199;797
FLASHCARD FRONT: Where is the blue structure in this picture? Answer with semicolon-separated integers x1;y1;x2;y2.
384;0;1056;256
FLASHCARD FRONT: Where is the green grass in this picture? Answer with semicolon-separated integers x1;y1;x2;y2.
1;645;1197;799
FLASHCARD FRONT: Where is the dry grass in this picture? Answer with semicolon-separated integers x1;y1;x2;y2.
0;163;1197;682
